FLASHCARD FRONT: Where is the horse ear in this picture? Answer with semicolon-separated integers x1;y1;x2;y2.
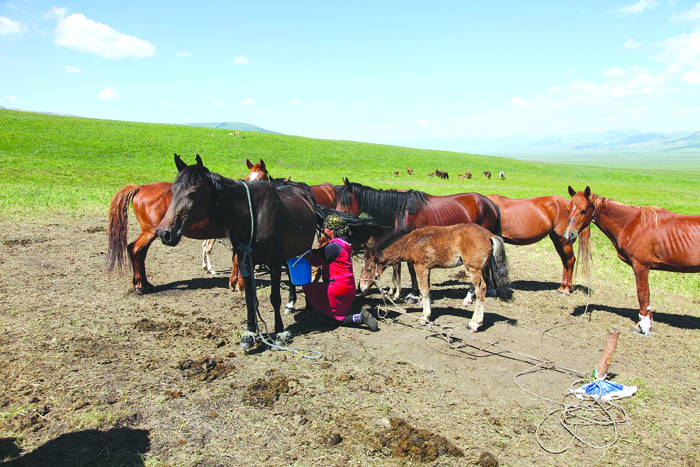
246;159;253;169
568;186;576;197
195;154;204;169
584;186;591;198
259;159;266;170
343;177;353;192
174;153;187;172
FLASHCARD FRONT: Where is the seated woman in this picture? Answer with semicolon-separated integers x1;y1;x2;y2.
302;215;379;331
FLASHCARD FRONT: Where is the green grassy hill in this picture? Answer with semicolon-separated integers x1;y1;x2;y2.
1;109;698;296
185;121;280;134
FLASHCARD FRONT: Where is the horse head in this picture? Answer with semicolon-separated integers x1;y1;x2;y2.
157;153;214;246
563;186;594;244
245;158;269;181
358;240;384;295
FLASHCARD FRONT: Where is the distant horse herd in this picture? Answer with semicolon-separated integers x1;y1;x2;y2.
107;156;699;346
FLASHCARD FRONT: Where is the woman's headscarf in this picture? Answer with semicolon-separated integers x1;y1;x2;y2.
323;214;351;237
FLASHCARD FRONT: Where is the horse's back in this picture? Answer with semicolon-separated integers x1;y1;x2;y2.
412;193;497;231
486;195;568;243
311;183;337;207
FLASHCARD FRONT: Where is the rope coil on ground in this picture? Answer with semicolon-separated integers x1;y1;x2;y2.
364;279;629;454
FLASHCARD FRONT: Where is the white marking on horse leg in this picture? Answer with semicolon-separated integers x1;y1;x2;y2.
420;294;431;324
468;300;484;332
285;300;295;310
463;291;473;306
202;240;209;271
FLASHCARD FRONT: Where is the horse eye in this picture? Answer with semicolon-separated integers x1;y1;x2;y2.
580;209;587;215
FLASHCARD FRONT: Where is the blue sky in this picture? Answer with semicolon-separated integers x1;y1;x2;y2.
2;0;700;147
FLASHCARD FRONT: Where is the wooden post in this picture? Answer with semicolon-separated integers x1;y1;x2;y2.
595;328;621;379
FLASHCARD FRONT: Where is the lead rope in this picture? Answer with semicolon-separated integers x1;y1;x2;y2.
238;182;322;360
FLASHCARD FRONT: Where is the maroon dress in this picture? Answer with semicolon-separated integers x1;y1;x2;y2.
302;238;355;321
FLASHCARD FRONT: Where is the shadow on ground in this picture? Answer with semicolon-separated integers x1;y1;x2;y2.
1;428;150;467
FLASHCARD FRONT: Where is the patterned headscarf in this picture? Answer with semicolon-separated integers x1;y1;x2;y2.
323;214;350;237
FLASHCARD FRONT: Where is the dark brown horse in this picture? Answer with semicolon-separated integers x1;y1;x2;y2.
157;154;318;349
484;170;491;179
564;186;700;335
106;157;262;294
486;194;590;295
337;180;501;300
369;224;512;332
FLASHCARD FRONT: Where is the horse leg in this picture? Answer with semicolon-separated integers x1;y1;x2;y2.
202;239;216;275
632;261;652;335
284;264;297;314
415;265;432;324
240;270;259;349
467;269;486;332
269;265;292;347
128;231;156;294
390;263;402;300
551;233;575;295
406;262;421;304
229;253;244;292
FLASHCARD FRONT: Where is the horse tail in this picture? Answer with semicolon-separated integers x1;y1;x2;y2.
106;184;140;274
575;225;592;288
488;236;513;301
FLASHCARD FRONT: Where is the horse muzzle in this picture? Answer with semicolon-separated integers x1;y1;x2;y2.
157;226;183;246
562;231;578;244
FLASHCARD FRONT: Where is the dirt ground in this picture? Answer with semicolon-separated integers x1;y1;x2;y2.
0;213;698;467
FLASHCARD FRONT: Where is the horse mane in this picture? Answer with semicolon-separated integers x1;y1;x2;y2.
593;193;671;228
338;182;428;227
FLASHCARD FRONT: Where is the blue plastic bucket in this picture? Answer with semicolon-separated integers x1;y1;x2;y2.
287;256;312;286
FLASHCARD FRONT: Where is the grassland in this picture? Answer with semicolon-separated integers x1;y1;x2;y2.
1;109;698;297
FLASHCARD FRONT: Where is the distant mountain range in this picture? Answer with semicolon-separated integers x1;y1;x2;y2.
394;129;700;155
185;122;281;134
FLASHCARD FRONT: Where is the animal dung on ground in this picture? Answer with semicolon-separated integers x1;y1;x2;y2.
242;374;290;407
373;418;463;462
177;358;235;381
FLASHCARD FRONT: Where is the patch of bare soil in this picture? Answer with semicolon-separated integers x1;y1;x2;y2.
0;213;698;466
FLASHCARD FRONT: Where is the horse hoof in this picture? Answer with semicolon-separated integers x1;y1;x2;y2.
272;331;293;349
463;299;473;306
419;318;430;326
134;286;153;295
239;332;256;349
283;307;296;316
467;322;480;332
556;290;571;296
406;297;419;305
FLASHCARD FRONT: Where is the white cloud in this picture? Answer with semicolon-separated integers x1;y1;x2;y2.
0;16;22;35
681;70;700;84
656;32;700;69
52;10;156;59
233;55;249;65
242;98;255;105
624;38;641;49
618;0;659;14
6;95;18;102
289;99;300;105
64;65;82;73
509;96;533;110
604;67;625;77
43;6;66;20
672;3;700;22
414;119;436;128
175;51;191;57
98;87;121;100
253;109;270;114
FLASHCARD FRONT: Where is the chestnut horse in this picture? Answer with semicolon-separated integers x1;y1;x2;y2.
564;186;700;335
337;180;501;300
157;154;317;349
106;157;265;294
370;224;512;332
486;194;590;295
